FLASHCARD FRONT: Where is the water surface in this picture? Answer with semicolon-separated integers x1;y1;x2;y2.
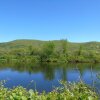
0;62;100;93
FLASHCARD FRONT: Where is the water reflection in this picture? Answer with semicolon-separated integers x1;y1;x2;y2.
0;62;99;92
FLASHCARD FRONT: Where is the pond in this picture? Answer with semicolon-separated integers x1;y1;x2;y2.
0;62;100;93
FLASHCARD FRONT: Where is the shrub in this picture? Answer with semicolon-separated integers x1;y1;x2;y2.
0;81;98;100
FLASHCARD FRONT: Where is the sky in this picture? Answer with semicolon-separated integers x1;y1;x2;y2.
0;0;100;42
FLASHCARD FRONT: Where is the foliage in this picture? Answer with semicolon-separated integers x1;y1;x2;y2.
39;41;55;62
0;80;98;100
0;40;100;63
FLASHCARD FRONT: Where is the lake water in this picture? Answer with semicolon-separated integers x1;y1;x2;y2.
0;62;100;93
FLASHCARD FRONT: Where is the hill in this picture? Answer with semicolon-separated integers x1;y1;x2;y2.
0;39;100;63
0;39;100;51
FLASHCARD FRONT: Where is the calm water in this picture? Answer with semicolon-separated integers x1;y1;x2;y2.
0;62;100;93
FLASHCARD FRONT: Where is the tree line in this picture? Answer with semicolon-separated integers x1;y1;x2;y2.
0;39;100;63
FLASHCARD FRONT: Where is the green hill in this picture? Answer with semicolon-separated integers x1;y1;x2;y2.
0;39;100;51
0;39;100;63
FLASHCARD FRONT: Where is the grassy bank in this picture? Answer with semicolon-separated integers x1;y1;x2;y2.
0;81;99;100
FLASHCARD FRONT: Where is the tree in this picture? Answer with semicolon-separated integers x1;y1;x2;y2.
78;45;83;56
60;39;68;62
40;41;55;62
61;39;68;55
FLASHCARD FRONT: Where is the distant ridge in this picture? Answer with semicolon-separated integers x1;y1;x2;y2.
0;39;100;52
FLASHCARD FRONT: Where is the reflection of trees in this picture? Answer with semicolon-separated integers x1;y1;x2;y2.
75;63;98;78
0;62;100;81
61;67;67;81
0;62;57;81
43;67;55;80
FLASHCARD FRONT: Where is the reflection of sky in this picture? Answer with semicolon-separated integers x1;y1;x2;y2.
0;65;99;92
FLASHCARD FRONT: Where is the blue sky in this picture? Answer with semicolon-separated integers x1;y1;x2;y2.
0;0;100;42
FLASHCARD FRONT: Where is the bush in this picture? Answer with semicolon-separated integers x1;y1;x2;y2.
0;81;98;100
